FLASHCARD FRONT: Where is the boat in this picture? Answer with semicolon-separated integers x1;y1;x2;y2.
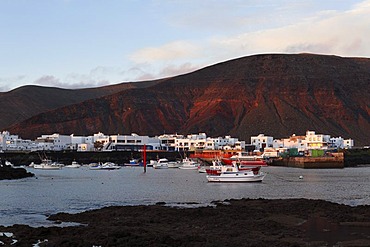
101;162;121;170
167;161;181;168
148;160;157;167
227;151;267;163
153;158;169;169
124;159;141;167
65;161;81;168
89;162;101;170
199;160;223;173
89;162;121;170
206;164;265;182
178;157;199;170
33;159;62;170
223;152;268;167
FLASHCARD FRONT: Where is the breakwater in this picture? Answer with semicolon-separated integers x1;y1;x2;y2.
271;153;344;168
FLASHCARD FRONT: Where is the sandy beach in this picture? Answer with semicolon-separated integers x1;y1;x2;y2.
0;198;369;246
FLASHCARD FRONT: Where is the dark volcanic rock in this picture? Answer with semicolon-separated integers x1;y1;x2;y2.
5;54;370;145
0;165;34;180
0;198;369;246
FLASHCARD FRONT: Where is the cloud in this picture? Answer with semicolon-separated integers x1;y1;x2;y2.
130;41;200;63
126;62;200;82
210;0;370;58
33;74;111;89
124;1;370;84
158;62;199;78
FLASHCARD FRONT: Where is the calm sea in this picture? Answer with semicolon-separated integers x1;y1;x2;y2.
0;166;369;227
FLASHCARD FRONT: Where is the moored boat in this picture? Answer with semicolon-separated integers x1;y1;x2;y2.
124;159;141;167
167;161;180;168
178;157;199;170
33;159;62;170
65;161;81;168
206;164;265;182
89;162;120;170
153;158;169;169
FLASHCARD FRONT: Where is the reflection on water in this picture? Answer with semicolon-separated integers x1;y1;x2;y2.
0;166;369;226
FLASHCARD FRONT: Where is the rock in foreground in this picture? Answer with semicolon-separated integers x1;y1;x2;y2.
0;198;369;246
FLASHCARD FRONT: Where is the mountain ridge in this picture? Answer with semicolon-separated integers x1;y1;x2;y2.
3;53;370;146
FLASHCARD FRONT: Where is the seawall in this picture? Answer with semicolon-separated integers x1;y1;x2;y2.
271;153;344;168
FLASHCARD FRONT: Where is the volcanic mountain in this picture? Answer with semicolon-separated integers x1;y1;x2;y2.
4;54;370;146
0;80;160;130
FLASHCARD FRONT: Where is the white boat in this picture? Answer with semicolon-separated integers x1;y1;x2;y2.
198;160;223;173
179;157;199;170
148;160;157;167
206;164;265;182
33;159;62;170
89;162;101;170
167;161;180;168
101;162;121;170
65;161;81;168
153;158;169;169
89;162;120;170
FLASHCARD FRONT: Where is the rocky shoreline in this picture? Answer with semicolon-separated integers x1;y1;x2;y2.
0;198;369;246
0;164;34;180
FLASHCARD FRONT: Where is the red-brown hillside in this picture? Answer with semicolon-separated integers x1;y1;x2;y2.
6;54;370;145
0;80;161;130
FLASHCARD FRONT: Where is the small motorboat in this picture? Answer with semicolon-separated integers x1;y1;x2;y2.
89;162;120;170
153;158;168;169
167;161;181;168
65;161;81;168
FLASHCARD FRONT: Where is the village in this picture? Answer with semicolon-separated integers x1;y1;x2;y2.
0;130;354;155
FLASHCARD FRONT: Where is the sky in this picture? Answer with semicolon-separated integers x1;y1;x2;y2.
1;0;370;92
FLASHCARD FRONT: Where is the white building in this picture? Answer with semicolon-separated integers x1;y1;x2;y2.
251;134;274;151
303;131;331;149
343;139;354;149
273;134;306;151
36;133;72;151
0;131;39;151
71;134;94;152
158;134;184;151
104;133;161;151
329;137;354;149
210;136;245;150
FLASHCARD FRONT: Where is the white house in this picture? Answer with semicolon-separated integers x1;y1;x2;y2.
36;133;72;151
105;133;161;151
303;131;331;149
251;134;274;151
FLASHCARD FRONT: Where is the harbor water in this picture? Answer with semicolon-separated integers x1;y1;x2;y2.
0;166;369;227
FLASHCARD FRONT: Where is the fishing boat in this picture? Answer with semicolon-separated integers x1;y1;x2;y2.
178;157;199;170
33;159;62;170
206;164;265;182
199;160;223;173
